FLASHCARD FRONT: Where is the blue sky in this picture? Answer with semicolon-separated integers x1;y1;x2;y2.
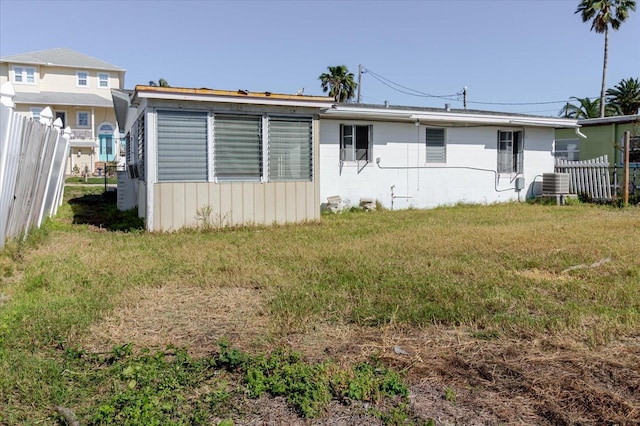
1;0;638;116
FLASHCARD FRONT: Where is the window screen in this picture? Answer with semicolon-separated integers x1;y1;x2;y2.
157;110;208;181
214;115;262;181
269;117;312;181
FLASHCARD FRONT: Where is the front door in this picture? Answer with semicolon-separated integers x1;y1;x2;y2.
98;135;113;162
98;123;114;162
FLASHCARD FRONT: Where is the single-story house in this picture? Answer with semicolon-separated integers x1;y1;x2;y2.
113;87;580;230
112;86;334;231
319;104;580;209
554;114;640;164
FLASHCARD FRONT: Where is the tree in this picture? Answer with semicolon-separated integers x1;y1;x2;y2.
559;97;603;118
318;65;357;102
576;0;636;117
149;78;170;87
606;77;640;115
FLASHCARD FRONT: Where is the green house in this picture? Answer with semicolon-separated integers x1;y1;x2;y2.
555;115;640;165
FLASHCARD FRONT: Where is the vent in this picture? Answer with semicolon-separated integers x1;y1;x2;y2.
542;173;570;194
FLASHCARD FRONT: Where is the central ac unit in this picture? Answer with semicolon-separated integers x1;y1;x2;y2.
542;173;570;194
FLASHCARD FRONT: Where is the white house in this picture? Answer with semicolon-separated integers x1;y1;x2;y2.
319;104;581;210
113;86;581;231
112;85;334;231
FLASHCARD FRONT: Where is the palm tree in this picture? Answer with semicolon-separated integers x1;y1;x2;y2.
149;78;170;87
576;0;636;117
606;77;640;115
559;97;605;118
318;65;357;102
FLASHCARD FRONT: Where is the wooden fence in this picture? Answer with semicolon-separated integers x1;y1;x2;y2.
555;155;612;201
0;82;70;249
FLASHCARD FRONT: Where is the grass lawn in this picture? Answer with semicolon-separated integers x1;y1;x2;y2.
65;176;117;185
1;186;639;425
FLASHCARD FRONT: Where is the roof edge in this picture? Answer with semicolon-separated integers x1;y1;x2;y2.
133;85;334;103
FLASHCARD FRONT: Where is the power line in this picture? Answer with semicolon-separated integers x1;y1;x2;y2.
363;67;600;107
364;68;462;101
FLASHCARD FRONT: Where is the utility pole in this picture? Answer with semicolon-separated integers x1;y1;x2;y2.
357;64;362;104
463;86;467;109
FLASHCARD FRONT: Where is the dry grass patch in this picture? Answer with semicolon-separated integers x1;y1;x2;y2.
80;283;272;356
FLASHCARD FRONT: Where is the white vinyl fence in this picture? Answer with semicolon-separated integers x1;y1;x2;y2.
555;155;612;201
0;82;70;249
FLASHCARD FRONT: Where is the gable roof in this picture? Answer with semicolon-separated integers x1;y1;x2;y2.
322;103;580;129
0;48;125;72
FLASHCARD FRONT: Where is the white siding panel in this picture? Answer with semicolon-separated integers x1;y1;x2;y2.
184;183;198;228
264;183;276;225
219;184;232;226
242;183;255;225
254;184;266;225
274;183;286;224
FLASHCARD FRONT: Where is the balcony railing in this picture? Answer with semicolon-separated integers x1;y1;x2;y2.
69;128;95;140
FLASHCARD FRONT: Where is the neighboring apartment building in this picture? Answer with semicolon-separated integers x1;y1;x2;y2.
0;48;126;175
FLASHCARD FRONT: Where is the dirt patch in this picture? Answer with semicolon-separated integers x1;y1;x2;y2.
516;268;569;283
81;286;640;425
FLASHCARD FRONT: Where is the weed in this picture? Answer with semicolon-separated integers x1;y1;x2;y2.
196;205;214;230
444;387;456;403
228;344;408;418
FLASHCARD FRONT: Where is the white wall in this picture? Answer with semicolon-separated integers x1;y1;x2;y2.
319;119;555;209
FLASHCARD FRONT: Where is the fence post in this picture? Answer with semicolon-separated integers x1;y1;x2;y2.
0;82;16;249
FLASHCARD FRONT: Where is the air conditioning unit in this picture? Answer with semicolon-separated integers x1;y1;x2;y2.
127;163;140;179
542;173;570;194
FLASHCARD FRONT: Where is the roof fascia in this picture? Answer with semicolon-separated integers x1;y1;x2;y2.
133;88;334;109
112;89;131;132
578;114;640;126
0;59;123;72
321;106;579;128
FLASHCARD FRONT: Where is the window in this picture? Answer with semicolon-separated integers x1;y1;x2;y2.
425;128;446;163
55;111;66;128
497;130;523;174
340;124;372;162
214;114;262;181
98;73;110;88
629;136;640;164
13;67;22;82
30;107;42;121
554;139;579;161
268;117;313;181
13;66;36;84
76;71;88;87
77;111;89;128
157;110;208;181
144;110;318;183
136;114;145;180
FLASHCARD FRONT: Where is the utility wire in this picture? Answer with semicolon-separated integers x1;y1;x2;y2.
364;67;599;107
365;68;462;101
